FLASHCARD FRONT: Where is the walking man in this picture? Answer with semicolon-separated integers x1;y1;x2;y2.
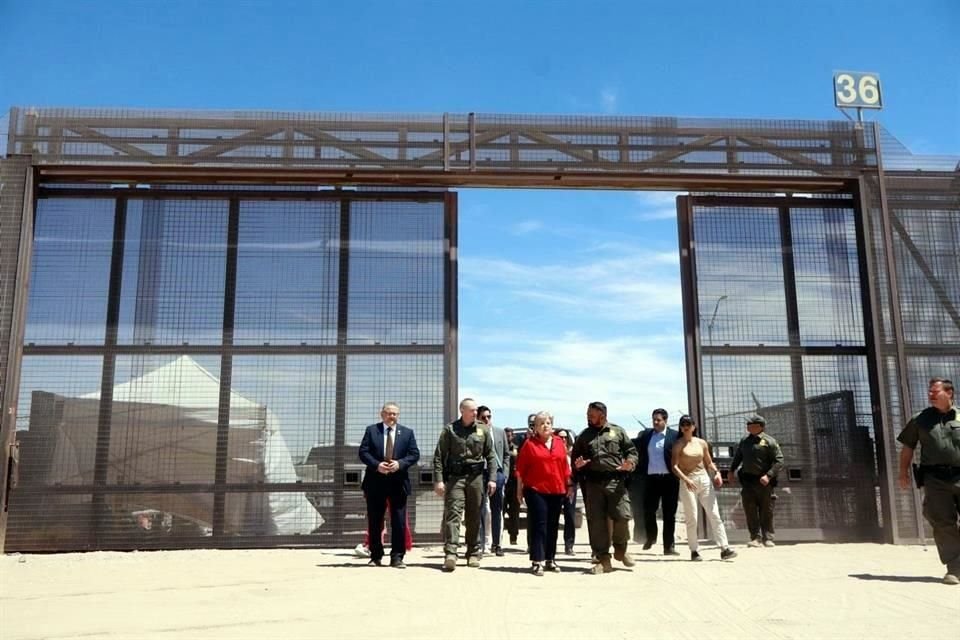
358;403;420;568
635;408;681;555
477;405;509;556
572;401;638;574
434;398;499;571
897;377;960;585
727;414;784;548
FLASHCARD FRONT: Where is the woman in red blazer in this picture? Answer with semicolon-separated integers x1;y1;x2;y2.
516;411;572;576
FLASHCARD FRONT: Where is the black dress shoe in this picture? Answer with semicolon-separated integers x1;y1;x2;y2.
664;546;680;556
493;546;504;557
642;541;654;550
390;558;406;569
367;559;383;567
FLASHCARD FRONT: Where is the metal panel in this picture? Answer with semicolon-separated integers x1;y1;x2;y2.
1;107;955;550
9;108;876;186
0;158;34;553
4;188;454;551
682;195;882;540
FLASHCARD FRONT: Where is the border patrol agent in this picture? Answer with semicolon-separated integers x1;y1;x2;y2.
572;401;638;574
897;377;960;586
433;397;498;572
728;414;784;548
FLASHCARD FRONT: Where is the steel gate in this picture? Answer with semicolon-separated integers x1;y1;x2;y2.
3;186;457;551
678;194;886;541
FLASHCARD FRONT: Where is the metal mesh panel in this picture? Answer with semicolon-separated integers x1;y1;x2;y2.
7;356;104;550
860;167;960;540
348;200;446;345
791;208;865;346
693;201;865;348
694;205;789;346
5;188;452;551
8;107;878;179
889;181;960;346
0;158;30;400
691;198;880;540
234;200;340;346
25;199;114;346
118;199;228;345
225;355;337;537
344;353;446;542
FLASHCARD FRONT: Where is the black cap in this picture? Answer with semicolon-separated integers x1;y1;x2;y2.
746;414;766;426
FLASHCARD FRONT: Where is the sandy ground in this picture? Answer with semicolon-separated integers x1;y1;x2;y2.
0;542;957;640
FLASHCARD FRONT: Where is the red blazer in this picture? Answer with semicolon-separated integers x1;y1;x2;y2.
516;436;570;495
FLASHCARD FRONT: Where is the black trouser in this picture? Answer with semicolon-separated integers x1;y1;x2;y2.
562;484;577;547
365;488;408;562
504;475;522;540
739;472;775;541
524;488;563;563
643;473;679;549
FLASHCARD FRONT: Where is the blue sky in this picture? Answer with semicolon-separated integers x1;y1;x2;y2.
2;0;958;434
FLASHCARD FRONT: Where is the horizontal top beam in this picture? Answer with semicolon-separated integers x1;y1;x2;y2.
7;107;879;185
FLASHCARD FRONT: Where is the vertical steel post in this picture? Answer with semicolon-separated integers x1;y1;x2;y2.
213;198;240;535
92;196;128;548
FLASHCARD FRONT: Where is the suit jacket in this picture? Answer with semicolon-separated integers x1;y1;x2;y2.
358;422;421;496
634;427;679;476
490;425;510;477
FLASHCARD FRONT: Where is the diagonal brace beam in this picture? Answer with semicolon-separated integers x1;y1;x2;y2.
68;125;163;163
890;213;960;333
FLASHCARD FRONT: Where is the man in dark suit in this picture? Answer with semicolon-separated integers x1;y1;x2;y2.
358;402;420;568
633;408;681;555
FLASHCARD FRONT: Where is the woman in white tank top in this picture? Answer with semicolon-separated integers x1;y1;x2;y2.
671;415;738;562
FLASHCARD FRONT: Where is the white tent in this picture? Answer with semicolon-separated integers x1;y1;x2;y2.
79;355;323;535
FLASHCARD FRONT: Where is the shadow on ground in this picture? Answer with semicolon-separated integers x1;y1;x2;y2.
848;573;943;584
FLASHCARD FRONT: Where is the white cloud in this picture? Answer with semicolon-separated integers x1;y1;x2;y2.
510;219;543;235
632;191;682;221
601;88;619;114
460;330;688;433
460;251;682;322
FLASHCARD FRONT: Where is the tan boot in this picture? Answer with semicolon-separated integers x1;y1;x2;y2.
589;555;613;574
614;548;635;567
442;555;457;572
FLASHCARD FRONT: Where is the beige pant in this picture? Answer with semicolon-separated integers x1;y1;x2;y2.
679;470;729;552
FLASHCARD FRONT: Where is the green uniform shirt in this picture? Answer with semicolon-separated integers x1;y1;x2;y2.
897;405;960;467
730;432;785;478
433;419;499;480
572;422;638;481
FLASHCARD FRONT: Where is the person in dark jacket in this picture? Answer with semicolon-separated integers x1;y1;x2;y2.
634;408;681;555
358;403;421;568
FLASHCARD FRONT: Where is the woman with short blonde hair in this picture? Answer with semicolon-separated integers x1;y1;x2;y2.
516;411;571;575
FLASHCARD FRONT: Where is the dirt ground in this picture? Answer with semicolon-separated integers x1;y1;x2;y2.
0;542;956;640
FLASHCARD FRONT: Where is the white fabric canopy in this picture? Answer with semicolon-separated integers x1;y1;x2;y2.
82;355;323;535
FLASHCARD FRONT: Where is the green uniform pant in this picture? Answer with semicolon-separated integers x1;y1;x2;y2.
923;475;960;574
443;473;485;558
582;479;632;559
739;475;775;541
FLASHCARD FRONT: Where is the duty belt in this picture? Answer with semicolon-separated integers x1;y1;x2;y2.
585;470;626;482
920;464;960;481
444;462;484;478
